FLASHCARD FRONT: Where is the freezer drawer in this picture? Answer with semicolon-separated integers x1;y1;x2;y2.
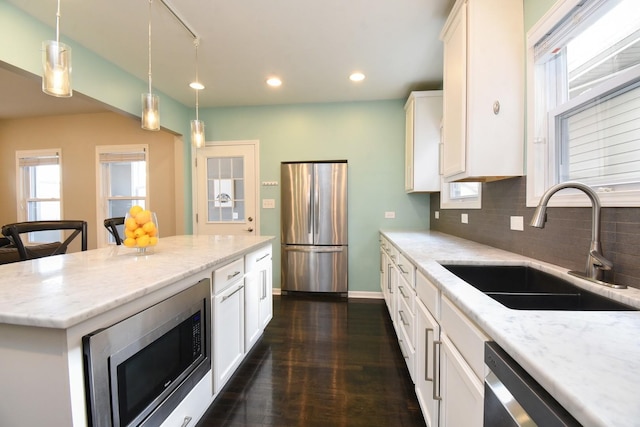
281;245;348;293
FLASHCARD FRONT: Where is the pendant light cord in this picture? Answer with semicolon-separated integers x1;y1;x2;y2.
195;39;200;121
55;0;61;43
147;0;153;94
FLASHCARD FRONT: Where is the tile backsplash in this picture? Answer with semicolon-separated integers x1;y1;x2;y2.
430;177;640;289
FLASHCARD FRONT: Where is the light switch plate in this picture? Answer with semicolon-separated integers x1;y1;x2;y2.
461;213;468;224
510;216;524;231
262;199;275;209
435;211;440;219
384;211;396;219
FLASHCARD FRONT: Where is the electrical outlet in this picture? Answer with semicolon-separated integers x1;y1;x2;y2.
262;199;275;209
435;211;440;219
384;211;396;219
461;213;468;224
510;216;524;231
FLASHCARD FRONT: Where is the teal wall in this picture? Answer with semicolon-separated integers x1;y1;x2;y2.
202;101;431;292
524;0;557;30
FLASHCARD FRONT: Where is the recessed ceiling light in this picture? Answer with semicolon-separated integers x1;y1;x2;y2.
189;81;204;90
349;72;365;82
266;77;282;87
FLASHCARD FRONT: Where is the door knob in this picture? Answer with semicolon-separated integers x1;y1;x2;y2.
248;217;253;222
247;227;254;232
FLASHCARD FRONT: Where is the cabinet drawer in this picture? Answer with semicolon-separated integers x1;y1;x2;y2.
213;258;244;295
416;271;440;318
397;278;415;315
245;245;272;269
397;253;415;288
441;296;489;381
398;323;416;383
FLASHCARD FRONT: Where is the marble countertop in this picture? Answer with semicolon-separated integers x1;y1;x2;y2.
381;230;640;427
0;235;274;329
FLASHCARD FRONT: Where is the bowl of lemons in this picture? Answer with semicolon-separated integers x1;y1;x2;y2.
123;205;159;253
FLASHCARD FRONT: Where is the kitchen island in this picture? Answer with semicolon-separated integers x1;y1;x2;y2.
381;230;640;427
0;234;274;426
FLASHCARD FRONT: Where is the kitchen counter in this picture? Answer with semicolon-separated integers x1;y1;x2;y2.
381;230;640;427
0;234;274;329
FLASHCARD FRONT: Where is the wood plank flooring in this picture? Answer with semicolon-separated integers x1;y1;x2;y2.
196;294;426;427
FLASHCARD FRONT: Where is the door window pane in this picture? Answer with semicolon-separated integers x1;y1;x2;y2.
206;157;245;222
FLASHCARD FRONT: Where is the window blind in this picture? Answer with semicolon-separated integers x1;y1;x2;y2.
560;80;640;185
18;153;60;167
99;151;146;163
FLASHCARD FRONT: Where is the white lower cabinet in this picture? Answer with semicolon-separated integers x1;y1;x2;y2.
439;334;484;427
245;245;273;352
415;299;440;427
213;258;245;394
160;371;213;427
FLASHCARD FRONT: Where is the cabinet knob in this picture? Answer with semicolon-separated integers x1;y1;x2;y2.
493;100;501;115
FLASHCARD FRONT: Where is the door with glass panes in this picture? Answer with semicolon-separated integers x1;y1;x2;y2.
195;142;258;235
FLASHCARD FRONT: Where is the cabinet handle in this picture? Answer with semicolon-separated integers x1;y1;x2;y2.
398;264;408;274
181;416;193;427
227;271;241;280
222;284;244;302
425;328;433;382
261;270;267;300
398;285;408;299
432;340;442;401
399;310;409;326
493;100;501;115
256;253;270;262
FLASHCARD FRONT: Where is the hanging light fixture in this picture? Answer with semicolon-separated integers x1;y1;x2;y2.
142;0;160;131
42;0;72;97
190;38;206;148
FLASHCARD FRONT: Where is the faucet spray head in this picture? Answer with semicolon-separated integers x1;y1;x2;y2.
530;205;547;228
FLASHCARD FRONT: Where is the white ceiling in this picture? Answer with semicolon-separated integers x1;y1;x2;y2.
2;0;453;117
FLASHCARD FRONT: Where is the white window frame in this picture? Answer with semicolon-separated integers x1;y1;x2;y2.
15;149;63;225
95;145;149;247
526;0;640;207
440;180;482;209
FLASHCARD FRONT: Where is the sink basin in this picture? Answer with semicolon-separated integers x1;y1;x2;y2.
442;265;636;311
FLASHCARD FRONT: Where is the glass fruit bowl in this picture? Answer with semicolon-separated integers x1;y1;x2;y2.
123;206;159;253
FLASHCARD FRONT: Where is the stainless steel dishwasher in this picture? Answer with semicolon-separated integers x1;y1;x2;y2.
484;342;582;427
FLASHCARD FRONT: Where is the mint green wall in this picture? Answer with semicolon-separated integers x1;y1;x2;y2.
202;101;431;292
524;0;557;31
0;1;194;232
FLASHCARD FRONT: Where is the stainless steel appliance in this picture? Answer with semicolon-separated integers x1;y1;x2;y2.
484;342;581;426
83;279;211;427
281;161;348;294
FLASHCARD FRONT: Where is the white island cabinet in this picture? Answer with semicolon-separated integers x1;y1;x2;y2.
0;235;274;427
244;244;273;352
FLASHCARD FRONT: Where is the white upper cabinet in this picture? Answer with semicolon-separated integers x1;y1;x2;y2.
440;0;525;182
405;91;443;192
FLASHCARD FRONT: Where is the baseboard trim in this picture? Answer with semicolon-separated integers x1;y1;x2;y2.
272;288;383;299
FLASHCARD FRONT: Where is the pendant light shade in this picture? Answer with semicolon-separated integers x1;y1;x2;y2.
141;0;160;131
142;93;160;131
190;38;206;147
42;0;72;97
191;119;205;148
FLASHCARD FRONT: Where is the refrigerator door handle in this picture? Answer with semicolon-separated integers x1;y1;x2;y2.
313;167;320;240
283;245;345;253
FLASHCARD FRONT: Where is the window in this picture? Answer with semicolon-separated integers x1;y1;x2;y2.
440;181;482;209
96;145;149;246
206;156;245;222
527;0;640;207
16;149;62;243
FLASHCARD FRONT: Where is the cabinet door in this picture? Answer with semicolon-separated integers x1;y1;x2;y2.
405;96;416;191
415;300;440;427
258;260;273;330
441;0;467;178
244;268;261;351
439;335;483;427
214;282;245;393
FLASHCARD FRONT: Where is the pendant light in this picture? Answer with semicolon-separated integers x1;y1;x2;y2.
142;0;160;131
190;38;206;148
42;0;72;97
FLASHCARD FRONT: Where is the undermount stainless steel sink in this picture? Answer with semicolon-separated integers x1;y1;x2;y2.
442;264;636;311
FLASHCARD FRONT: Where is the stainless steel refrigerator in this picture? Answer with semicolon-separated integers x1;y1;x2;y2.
281;161;348;294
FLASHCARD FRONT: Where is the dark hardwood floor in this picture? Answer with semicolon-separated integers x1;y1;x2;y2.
196;294;426;427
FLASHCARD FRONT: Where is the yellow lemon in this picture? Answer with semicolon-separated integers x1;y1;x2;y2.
149;236;159;246
125;217;138;231
136;235;150;248
142;221;156;234
125;228;136;239
123;237;137;247
134;227;146;238
135;210;152;225
129;205;143;217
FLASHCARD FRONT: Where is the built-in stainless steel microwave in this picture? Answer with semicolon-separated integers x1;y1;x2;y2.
83;278;211;427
